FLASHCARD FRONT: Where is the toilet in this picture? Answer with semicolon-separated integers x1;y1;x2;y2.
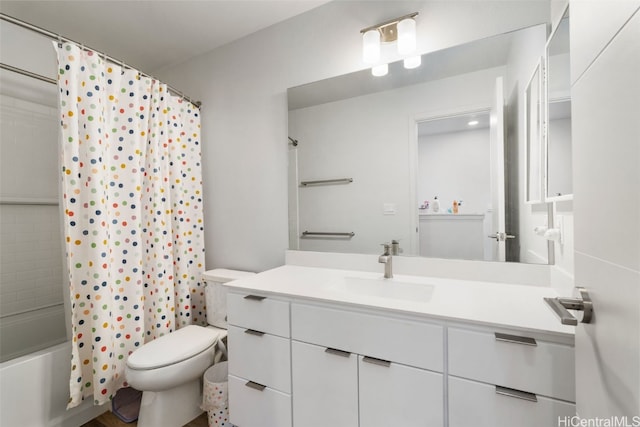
125;269;255;427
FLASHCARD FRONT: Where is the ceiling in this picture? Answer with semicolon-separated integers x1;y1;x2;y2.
0;0;330;73
418;111;490;137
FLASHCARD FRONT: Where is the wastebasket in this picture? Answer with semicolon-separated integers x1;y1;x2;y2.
202;362;235;427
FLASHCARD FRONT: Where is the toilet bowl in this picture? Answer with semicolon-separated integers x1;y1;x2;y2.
124;269;255;427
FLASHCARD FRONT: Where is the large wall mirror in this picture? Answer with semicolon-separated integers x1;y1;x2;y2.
545;6;572;201
288;23;555;265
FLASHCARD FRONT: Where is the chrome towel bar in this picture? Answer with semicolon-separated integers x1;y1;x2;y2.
301;231;355;238
300;178;353;186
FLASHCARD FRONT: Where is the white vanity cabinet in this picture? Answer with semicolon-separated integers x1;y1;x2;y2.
447;327;575;427
226;292;292;427
224;266;576;427
291;303;445;427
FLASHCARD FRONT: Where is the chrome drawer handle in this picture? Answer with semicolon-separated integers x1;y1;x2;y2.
324;347;351;357
495;385;537;403
362;356;391;367
245;381;266;391
494;332;537;346
244;329;264;336
244;295;266;301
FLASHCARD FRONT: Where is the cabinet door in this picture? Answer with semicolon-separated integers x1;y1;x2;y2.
359;356;443;427
291;340;358;427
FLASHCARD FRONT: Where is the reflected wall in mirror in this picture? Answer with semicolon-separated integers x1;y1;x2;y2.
545;7;572;201
288;24;552;264
524;60;544;204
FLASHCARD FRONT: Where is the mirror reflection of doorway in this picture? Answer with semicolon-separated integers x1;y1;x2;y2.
416;111;495;261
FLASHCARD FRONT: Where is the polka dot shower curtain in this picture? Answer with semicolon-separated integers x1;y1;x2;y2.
55;42;205;408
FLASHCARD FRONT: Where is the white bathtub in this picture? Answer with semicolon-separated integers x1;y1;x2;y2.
0;341;107;427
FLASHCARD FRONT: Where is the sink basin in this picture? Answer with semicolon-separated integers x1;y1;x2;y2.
329;276;434;303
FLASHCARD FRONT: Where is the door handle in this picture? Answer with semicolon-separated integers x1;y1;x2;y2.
544;287;593;325
487;232;516;241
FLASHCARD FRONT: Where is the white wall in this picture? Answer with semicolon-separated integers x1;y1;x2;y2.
418;128;491;215
156;0;550;272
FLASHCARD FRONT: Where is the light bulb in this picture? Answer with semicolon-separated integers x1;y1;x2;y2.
403;55;421;69
363;30;381;64
371;63;388;77
397;18;416;55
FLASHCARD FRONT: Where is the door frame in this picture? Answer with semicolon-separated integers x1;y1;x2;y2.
408;103;492;257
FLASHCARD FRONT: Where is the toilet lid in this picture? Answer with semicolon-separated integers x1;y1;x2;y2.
202;268;255;283
127;325;222;370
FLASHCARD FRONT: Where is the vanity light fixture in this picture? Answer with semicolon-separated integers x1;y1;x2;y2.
371;63;389;77
404;55;421;69
361;12;419;76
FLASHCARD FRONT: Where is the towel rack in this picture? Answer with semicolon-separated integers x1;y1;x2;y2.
0;197;59;206
300;178;353;186
301;231;355;238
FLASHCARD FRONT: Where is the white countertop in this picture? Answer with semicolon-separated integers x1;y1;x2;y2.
223;265;575;339
419;213;484;218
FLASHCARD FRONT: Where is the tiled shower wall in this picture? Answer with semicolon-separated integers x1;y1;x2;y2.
0;90;66;360
0;204;63;316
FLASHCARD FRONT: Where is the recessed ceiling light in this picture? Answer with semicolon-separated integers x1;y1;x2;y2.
468;120;479;126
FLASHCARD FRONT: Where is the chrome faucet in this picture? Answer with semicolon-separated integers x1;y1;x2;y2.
379;243;393;279
391;239;401;256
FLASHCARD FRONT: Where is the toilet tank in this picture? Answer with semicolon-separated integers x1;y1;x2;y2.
202;269;255;329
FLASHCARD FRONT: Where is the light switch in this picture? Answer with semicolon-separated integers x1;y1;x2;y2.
383;203;397;215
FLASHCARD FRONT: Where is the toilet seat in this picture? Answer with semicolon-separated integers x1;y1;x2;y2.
127;325;223;370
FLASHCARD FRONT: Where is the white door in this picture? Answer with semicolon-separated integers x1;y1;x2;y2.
489;76;507;261
570;1;640;419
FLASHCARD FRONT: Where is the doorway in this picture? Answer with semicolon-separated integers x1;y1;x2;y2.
415;111;494;261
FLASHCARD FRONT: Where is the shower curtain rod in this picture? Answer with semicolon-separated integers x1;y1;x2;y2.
0;62;56;85
0;13;202;108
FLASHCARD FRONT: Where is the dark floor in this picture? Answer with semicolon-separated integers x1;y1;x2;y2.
81;410;208;427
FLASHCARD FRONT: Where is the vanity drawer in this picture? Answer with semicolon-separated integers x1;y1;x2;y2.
228;325;291;393
229;374;292;427
291;303;443;372
448;327;575;401
448;376;575;427
227;292;290;337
